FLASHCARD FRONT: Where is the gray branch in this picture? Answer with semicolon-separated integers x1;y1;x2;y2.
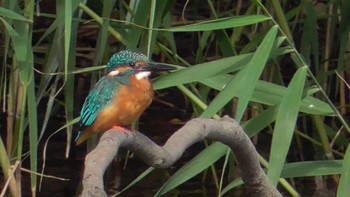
81;116;281;196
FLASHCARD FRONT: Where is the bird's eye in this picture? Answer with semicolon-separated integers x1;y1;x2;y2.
129;62;135;67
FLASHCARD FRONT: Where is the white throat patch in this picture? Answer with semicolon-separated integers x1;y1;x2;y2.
135;71;151;80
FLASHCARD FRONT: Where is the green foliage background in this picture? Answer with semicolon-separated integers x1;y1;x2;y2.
0;0;349;196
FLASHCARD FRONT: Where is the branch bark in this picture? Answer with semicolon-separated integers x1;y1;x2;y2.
81;116;281;196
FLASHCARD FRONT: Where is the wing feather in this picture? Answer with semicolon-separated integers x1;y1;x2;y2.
79;76;126;129
75;73;132;143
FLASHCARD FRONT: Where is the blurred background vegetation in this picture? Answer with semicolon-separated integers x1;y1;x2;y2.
0;0;350;196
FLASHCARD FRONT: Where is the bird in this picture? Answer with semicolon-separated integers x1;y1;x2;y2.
75;50;176;145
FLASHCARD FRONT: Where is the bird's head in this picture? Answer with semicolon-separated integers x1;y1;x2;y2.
105;50;176;80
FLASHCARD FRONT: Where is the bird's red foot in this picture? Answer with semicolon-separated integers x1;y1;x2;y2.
111;125;136;135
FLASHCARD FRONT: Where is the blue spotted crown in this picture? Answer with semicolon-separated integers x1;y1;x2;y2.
105;50;149;74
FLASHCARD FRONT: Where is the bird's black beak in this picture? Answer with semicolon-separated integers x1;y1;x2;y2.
138;63;177;72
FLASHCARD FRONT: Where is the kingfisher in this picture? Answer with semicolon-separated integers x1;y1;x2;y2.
75;50;176;145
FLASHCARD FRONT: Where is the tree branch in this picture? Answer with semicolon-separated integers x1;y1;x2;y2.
81;116;281;196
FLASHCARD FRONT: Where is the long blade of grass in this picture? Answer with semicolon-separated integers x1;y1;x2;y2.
165;15;270;32
27;67;38;195
153;53;252;90
155;142;227;196
144;1;174;55
200;26;278;120
64;0;72;83
304;3;320;74
205;0;236;57
0;18;26;62
34;13;63;46
281;160;342;178
125;0;150;50
158;11;178;64
201;75;334;116
115;167;155;196
78;3;124;43
94;0;115;65
22;0;37;194
36;30;64;143
269;0;293;41
146;0;156;56
221;178;244;196
267;66;307;185
243;106;278;136
64;13;79;158
223;159;343;195
0;7;30;21
338;145;350;196
0;121;11;177
38;75;60;142
0;135;18;196
9;2;35;194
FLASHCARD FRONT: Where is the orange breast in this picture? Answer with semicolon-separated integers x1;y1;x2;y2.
89;77;153;133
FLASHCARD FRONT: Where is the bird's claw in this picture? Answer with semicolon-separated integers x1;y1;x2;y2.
111;125;136;136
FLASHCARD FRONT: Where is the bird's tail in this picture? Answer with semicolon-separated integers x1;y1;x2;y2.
75;128;93;145
74;131;83;142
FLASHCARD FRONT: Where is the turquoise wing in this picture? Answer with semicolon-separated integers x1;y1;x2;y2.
75;73;132;142
79;75;129;130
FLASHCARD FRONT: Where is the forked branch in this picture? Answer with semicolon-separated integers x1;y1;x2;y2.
81;116;281;196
